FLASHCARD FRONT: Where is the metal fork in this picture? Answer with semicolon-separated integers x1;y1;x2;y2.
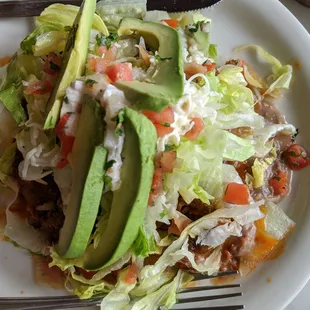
0;271;243;310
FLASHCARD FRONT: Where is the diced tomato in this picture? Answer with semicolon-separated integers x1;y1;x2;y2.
168;216;192;236
95;59;111;74
162;19;179;29
160;151;176;173
105;63;133;83
148;167;163;205
138;45;150;66
269;170;288;196
43;53;62;75
283;144;310;171
98;46;107;57
56;114;75;169
143;106;174;125
224;182;250;205
184;118;205;140
0;56;11;67
24;80;53;95
154;124;174;138
103;45;117;62
184;62;208;79
124;264;137;284
204;62;216;72
88;57;97;71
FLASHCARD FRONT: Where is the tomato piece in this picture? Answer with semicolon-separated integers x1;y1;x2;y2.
184;62;208;79
98;46;107;57
95;59;111;74
283;144;310;171
24;80;53;95
103;45;117;62
168;216;192;236
269;170;288;196
105;63;133;83
88;57;96;71
0;56;11;67
148;167;163;205
43;53;62;75
143;106;174;125
124;264;137;284
184;118;205;140
154;124;174;138
160;151;176;173
204;62;216;72
224;182;250;205
162;19;179;29
56;114;75;169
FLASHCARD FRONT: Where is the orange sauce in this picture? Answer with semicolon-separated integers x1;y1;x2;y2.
294;60;301;70
267;277;272;283
0;56;11;67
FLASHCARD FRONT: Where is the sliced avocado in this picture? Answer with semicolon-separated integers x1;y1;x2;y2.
83;107;156;270
44;0;97;130
56;96;107;258
115;17;184;112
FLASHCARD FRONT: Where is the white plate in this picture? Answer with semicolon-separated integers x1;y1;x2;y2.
1;0;310;309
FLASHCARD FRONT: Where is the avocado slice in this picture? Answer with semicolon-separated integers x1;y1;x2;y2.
83;107;156;270
56;96;107;258
115;18;184;112
44;0;97;130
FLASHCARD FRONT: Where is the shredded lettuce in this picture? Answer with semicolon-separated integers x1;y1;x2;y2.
251;124;296;157
131;271;192;310
251;148;276;188
264;201;295;239
96;0;146;31
143;10;170;22
236;45;293;96
141;203;264;278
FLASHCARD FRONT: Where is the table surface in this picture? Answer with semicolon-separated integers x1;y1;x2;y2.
279;1;310;309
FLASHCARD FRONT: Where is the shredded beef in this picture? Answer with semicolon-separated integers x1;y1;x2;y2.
18;175;64;244
177;197;216;221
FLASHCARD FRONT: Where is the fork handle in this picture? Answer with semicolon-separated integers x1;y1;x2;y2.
0;0;82;17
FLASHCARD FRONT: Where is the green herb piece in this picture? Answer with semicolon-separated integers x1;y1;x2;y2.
96;32;119;49
165;144;176;152
112;109;125;137
85;79;97;87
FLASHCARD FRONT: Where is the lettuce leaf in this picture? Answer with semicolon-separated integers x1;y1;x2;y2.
131;226;158;258
37;4;109;35
131;271;192;310
143;10;170;22
20;23;64;54
0;85;26;124
100;267;137;310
